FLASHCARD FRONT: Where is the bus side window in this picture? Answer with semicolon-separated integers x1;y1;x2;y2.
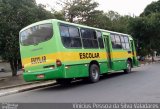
97;31;104;48
123;36;130;50
68;26;82;48
120;35;126;49
60;24;82;48
60;25;69;37
114;35;122;49
124;36;130;50
81;28;98;49
110;34;117;49
110;34;122;49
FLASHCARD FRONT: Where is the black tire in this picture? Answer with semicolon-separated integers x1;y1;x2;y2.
56;79;72;85
124;60;132;73
89;64;100;83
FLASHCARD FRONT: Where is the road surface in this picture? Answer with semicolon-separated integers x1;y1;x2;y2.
0;63;160;103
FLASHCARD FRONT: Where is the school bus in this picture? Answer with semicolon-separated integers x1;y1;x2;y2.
19;19;139;84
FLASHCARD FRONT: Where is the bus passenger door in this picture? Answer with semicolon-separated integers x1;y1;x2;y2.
130;40;138;66
103;33;112;70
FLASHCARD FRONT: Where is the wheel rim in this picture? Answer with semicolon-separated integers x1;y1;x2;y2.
91;68;98;79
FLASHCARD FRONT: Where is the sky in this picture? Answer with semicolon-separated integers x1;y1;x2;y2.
36;0;158;16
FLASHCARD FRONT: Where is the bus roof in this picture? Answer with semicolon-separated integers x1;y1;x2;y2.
54;19;132;37
20;19;53;33
20;19;133;39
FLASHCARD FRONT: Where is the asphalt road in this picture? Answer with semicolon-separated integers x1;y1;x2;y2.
0;63;160;103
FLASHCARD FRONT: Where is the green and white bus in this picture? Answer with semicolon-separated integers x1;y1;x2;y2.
19;19;139;83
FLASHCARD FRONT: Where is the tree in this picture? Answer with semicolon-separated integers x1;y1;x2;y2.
128;13;160;59
0;0;60;76
58;0;99;23
106;11;132;33
52;10;65;21
141;0;160;16
127;0;160;59
84;10;112;30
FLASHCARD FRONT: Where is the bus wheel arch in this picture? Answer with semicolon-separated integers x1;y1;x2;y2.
89;60;100;68
88;60;100;83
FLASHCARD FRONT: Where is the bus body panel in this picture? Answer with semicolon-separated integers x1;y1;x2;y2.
19;19;139;82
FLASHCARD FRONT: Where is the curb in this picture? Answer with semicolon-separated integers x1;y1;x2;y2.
0;81;57;97
0;81;41;90
0;89;19;97
19;81;57;92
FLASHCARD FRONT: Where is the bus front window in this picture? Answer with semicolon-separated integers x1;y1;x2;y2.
20;23;53;46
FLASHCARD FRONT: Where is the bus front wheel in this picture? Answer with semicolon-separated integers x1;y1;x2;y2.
89;64;100;83
124;60;132;73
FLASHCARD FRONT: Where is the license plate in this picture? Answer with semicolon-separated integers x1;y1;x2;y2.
37;74;45;79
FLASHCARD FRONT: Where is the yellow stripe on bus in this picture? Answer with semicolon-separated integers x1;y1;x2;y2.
22;51;133;67
111;52;133;58
22;52;107;67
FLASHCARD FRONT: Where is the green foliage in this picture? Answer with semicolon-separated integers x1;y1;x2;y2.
58;0;99;22
129;13;160;56
106;11;132;33
85;10;132;34
59;0;132;34
52;11;66;21
0;0;64;76
139;1;160;55
141;0;160;16
84;10;111;29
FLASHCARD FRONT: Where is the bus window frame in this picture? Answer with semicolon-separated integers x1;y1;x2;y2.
80;28;99;49
123;35;131;50
96;31;104;49
20;23;53;46
110;33;123;50
59;23;82;49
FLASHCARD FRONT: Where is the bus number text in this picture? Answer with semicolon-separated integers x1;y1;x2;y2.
31;56;46;64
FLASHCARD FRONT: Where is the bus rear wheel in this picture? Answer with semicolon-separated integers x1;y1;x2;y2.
124;60;132;73
89;64;100;83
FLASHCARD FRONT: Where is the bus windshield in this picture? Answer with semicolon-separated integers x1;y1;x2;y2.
20;23;53;46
